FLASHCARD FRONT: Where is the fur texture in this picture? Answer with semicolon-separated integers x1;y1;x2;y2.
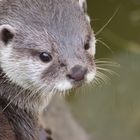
0;0;96;113
0;0;96;139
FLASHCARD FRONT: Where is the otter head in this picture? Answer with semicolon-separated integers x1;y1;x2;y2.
0;0;96;103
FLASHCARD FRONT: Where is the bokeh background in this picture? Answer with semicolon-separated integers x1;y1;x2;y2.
67;0;140;140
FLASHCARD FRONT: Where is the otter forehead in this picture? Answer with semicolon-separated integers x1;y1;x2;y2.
45;0;91;44
45;1;92;64
0;0;92;63
0;0;90;47
34;0;91;60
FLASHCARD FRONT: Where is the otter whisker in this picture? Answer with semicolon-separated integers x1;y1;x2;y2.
24;87;40;105
96;67;119;76
0;72;33;111
96;71;111;84
96;38;113;53
96;64;119;68
94;77;103;85
2;85;31;112
95;7;120;36
95;61;119;66
95;75;106;85
50;87;58;96
92;75;103;86
95;59;116;63
65;89;70;95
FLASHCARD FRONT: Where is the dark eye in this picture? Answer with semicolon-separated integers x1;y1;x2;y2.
84;42;90;50
39;52;52;63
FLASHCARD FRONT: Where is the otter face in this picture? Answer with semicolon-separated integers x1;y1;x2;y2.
0;0;96;96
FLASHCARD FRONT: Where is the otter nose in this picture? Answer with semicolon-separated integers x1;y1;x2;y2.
67;65;87;81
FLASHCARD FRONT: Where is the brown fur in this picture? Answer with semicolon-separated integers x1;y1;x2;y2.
0;111;16;140
0;97;38;140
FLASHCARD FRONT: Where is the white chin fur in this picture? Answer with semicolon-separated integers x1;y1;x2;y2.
55;80;73;91
86;71;96;83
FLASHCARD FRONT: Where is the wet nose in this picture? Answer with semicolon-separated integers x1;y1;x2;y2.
67;65;88;81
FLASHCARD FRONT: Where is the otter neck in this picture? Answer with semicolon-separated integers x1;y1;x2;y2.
0;69;49;118
0;97;39;140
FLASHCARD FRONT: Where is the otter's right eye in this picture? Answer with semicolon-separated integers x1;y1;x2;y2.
84;42;90;50
39;52;52;63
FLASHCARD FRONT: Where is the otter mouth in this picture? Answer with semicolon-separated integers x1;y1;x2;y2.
55;71;96;92
70;79;85;88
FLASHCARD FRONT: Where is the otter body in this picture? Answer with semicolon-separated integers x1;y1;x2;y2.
0;98;38;140
0;0;96;139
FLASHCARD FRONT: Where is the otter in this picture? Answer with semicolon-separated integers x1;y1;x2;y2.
0;0;96;139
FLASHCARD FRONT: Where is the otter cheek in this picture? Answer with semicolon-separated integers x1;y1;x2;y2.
86;70;96;84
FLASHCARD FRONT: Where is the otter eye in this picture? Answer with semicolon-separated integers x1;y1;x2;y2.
39;52;52;63
84;42;90;50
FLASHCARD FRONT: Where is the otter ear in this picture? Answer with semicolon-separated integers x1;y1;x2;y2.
0;24;15;45
78;0;87;13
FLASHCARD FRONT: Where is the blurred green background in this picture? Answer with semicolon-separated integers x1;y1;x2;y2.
68;0;140;140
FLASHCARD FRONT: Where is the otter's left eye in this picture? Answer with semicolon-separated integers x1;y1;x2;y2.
39;52;52;63
84;42;90;50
